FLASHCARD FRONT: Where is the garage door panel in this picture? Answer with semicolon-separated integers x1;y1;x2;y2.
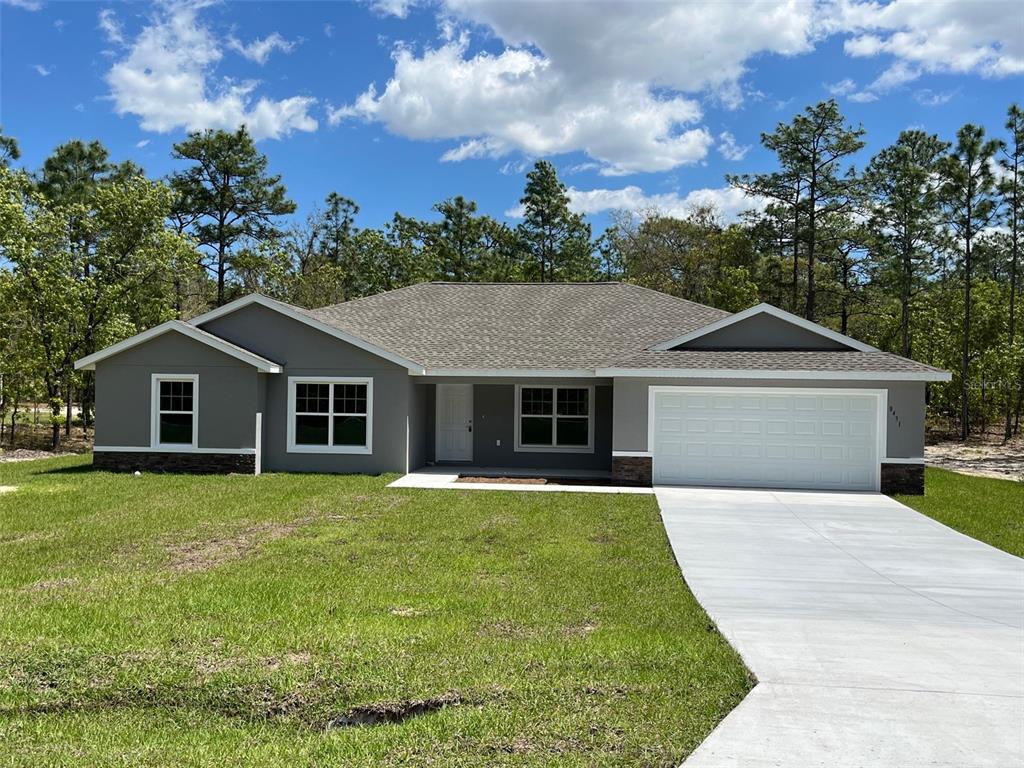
652;389;879;492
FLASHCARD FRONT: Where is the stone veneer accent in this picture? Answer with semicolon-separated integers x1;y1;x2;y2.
93;451;256;475
612;455;653;486
880;462;924;495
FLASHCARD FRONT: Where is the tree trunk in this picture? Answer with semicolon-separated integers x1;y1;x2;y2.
1006;171;1019;441
901;240;912;358
960;220;972;442
65;384;73;437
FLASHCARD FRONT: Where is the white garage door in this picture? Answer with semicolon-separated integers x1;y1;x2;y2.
651;388;882;491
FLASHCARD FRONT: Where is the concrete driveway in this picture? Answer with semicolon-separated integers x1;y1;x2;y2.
656;487;1024;768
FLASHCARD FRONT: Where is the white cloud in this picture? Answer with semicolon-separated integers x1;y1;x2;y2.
1;0;43;10
227;32;296;65
33;64;51;76
335;37;713;175
323;23;334;38
371;0;417;18
334;1;819;175
135;139;150;148
826;78;857;96
835;0;1024;81
106;2;317;141
914;88;956;107
98;8;123;44
506;184;765;222
332;1;1023;174
717;131;750;162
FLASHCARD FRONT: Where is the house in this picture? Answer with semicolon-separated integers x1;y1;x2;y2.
74;282;950;493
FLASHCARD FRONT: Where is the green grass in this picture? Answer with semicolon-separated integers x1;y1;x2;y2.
0;455;751;767
896;468;1024;558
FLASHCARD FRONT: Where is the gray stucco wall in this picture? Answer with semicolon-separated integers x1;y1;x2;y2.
612;377;925;458
94;331;260;450
200;303;409;474
679;313;852;350
408;380;428;472
412;379;612;471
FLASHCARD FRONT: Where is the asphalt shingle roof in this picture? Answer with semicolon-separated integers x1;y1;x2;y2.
605;350;949;375
304;282;728;370
295;282;946;377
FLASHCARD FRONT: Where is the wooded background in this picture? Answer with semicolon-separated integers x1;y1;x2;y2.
1;99;1020;450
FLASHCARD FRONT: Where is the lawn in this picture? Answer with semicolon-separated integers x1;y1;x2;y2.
896;467;1024;558
0;455;751;767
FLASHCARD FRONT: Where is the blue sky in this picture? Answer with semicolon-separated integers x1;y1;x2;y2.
1;0;1021;233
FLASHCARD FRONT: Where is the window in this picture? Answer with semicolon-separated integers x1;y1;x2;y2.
515;385;593;453
151;375;198;449
287;377;372;454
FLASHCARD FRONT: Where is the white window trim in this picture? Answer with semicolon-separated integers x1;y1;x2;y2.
151;374;199;450
514;384;594;454
286;376;373;455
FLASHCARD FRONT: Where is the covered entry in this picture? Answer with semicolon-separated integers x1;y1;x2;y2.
650;387;885;491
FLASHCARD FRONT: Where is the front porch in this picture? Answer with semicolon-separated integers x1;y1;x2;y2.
409;378;620;475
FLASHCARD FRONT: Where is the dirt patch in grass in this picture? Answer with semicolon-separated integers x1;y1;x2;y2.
926;437;1024;481
0;485;16;494
325;691;463;728
22;577;78;593
165;520;310;574
389;606;425;618
0;448;78;463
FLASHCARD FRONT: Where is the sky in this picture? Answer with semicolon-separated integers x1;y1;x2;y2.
1;0;1021;233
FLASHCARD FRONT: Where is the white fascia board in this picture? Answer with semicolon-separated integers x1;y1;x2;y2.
423;368;596;378
188;294;426;374
595;367;952;382
649;303;879;353
74;321;282;373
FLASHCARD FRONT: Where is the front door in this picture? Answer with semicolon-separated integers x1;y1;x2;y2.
436;383;473;462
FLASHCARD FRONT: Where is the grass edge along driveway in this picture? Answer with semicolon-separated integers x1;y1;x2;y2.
895;467;1024;559
0;454;752;767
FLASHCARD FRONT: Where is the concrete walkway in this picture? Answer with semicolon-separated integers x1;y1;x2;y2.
656;487;1024;768
389;466;653;494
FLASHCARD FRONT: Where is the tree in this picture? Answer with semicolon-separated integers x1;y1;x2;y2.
863;130;949;357
939;124;1003;440
517;161;595;282
170;127;296;306
605;205;759;309
730;100;865;321
430;196;485;282
0;126;20;168
999;104;1023;439
35;140;146;432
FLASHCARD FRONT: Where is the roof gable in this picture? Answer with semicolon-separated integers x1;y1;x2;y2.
188;294;426;373
650;303;877;353
74;320;282;372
